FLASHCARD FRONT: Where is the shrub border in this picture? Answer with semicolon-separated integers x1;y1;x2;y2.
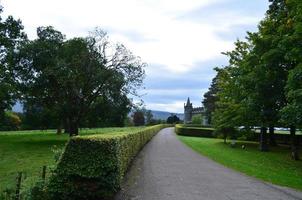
47;124;170;200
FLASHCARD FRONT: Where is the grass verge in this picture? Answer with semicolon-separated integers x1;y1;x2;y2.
178;135;302;191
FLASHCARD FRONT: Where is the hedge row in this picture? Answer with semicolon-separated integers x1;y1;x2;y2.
176;125;301;146
175;124;214;138
47;124;170;200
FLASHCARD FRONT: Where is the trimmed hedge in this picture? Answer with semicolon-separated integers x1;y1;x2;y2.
176;125;301;146
47;124;169;200
175;124;214;138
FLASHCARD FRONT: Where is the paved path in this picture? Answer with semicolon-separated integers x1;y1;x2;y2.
115;128;302;200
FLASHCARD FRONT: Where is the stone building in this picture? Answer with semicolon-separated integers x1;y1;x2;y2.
184;97;207;125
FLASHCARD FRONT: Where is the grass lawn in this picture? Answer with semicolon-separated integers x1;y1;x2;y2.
178;135;302;191
0;127;145;192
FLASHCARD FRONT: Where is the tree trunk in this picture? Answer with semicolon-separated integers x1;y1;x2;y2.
290;126;299;160
260;127;269;152
64;119;70;134
69;119;79;137
269;126;277;146
56;126;62;134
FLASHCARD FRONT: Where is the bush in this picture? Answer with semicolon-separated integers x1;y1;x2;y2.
191;115;202;124
175;124;214;138
47;124;169;200
0;111;22;131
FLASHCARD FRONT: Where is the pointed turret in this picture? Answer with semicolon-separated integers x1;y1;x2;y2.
186;97;190;106
184;97;193;124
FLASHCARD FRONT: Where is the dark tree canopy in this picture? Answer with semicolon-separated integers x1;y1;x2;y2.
167;114;180;124
16;27;145;135
202;69;220;125
0;6;27;127
211;0;302;157
133;111;145;126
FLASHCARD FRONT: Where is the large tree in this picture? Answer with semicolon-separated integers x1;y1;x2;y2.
213;40;258;142
214;0;299;153
0;6;27;127
17;27;145;135
280;0;302;160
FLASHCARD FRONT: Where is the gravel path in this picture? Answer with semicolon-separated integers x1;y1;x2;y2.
115;128;302;200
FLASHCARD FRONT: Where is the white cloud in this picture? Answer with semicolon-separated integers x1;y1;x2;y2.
2;0;267;112
147;101;186;113
2;0;238;73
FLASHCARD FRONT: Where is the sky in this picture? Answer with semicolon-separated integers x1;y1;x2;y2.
2;0;269;113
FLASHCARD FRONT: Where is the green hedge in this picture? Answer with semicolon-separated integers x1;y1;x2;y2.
47;124;169;200
175;124;214;138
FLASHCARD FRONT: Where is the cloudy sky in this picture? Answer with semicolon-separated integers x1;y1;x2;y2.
2;0;269;113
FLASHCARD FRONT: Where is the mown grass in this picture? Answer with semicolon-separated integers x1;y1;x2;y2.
0;127;145;191
178;135;302;191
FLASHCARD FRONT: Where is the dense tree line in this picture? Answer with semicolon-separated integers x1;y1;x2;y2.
203;0;302;160
0;5;145;135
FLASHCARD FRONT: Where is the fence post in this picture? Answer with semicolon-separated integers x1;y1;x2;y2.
42;166;47;181
15;172;22;200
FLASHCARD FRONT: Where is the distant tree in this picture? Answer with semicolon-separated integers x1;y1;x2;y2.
83;93;131;128
145;110;153;125
21;100;58;130
124;116;134;127
17;27;145;136
0;6;27;128
133;111;145;126
167;114;180;124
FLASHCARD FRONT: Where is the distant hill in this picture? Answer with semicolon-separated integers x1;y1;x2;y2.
151;110;184;120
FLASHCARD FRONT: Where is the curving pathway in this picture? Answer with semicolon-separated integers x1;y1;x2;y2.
115;128;302;200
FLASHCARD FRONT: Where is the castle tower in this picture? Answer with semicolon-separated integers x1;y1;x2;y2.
184;97;193;124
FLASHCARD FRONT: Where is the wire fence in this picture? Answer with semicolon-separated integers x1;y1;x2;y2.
0;166;49;200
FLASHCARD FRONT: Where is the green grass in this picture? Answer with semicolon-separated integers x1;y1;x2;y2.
178;135;302;191
0;127;145;191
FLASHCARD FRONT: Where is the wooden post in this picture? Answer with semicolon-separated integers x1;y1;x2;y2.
42;166;47;181
15;172;22;200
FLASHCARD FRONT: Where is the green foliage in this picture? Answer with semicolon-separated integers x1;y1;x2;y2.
202;73;219;124
210;0;302;155
0;127;145;193
17;27;145;135
145;110;154;125
0;111;22;131
166;115;180;124
27;181;49;200
132;111;145;126
281;64;302;127
0;6;27;120
175;124;214;138
191;115;202;124
47;125;169;200
21;102;58;130
83;95;131;128
179;136;302;190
